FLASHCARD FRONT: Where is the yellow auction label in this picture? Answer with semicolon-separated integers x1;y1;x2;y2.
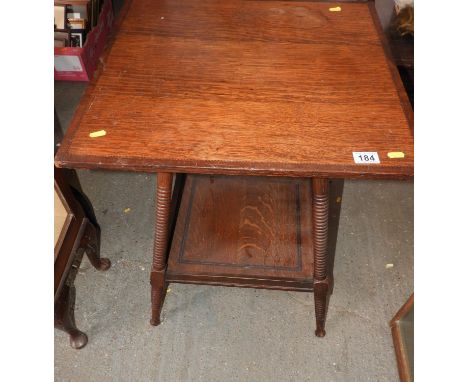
387;152;405;159
89;130;107;138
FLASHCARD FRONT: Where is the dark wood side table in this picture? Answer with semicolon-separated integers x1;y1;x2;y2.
54;111;111;349
55;0;413;337
54;167;111;348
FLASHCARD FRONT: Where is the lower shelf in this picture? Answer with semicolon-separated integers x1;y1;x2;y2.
166;175;315;292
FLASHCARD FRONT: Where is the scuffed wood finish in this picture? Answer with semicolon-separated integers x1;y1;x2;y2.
150;173;173;326
55;0;413;179
167;175;314;290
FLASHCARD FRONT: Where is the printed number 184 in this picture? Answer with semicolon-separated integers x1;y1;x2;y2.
352;152;380;164
359;154;374;161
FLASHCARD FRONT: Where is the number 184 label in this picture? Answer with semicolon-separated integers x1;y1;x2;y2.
353;152;380;164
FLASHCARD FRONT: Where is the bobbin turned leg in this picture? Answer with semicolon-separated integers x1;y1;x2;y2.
150;173;173;326
312;178;330;337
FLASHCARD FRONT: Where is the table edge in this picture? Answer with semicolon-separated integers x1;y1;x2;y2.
55;0;414;181
54;152;413;180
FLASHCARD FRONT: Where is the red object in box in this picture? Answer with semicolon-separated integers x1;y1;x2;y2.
54;0;113;81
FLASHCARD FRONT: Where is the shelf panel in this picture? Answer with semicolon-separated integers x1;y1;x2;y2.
167;175;314;291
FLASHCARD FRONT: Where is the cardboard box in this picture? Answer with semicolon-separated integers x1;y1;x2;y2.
54;0;113;81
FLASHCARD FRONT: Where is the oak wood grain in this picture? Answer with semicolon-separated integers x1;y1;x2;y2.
166;174;314;288
55;0;413;179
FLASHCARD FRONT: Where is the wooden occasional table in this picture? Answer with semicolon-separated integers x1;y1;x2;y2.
55;0;413;337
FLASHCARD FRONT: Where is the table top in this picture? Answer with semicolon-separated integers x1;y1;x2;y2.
56;0;413;179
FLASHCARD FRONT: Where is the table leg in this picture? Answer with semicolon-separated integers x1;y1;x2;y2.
55;283;88;349
81;221;111;271
312;178;330;337
150;172;173;326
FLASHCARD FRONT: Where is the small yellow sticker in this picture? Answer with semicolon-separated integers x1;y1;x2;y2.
329;6;341;12
89;130;106;138
124;208;131;213
387;152;405;159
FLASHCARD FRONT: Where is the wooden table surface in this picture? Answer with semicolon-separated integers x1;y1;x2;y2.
56;0;413;179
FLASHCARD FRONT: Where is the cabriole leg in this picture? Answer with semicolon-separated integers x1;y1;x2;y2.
54;283;88;349
82;221;111;271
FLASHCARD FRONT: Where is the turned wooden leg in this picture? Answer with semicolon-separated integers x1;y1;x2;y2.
150;173;173;326
312;178;330;337
54;283;88;349
81;221;111;271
